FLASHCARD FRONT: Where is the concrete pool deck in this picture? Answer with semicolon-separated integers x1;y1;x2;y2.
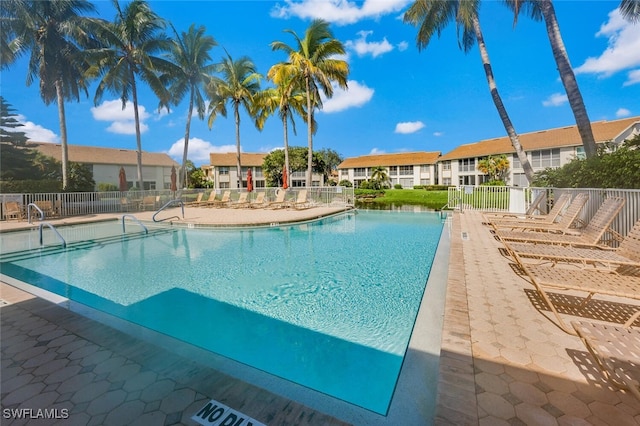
1;208;639;425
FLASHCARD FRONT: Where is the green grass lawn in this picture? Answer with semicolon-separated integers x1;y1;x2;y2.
355;189;448;210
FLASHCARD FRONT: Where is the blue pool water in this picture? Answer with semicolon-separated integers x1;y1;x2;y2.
0;210;444;415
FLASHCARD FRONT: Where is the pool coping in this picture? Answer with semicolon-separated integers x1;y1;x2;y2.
1;210;452;425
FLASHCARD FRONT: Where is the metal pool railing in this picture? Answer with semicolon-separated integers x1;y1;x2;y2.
446;185;640;238
0;187;355;221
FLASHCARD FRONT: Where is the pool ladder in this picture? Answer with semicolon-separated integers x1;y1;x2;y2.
38;222;66;248
153;199;184;222
121;215;149;234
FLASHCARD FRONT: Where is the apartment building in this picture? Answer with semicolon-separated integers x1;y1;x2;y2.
206;152;325;190
28;142;179;190
337;151;441;188
437;116;639;187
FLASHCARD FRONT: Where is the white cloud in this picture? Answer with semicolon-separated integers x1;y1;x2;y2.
394;121;425;134
13;114;59;142
575;8;640;84
166;137;236;165
397;41;409;52
91;99;153;135
271;0;412;25
542;93;568;107
433;131;443;137
623;69;640;86
320;80;374;113
345;30;394;58
616;108;631;117
369;147;385;154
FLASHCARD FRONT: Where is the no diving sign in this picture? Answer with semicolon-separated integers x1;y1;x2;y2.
191;399;266;426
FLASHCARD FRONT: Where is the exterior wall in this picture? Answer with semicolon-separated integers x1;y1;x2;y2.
209;166;323;190
92;164;177;191
337;164;437;188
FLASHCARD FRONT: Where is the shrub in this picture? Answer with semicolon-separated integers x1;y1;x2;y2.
532;136;640;189
98;183;118;192
481;180;506;186
338;179;353;187
394;184;403;189
423;185;451;191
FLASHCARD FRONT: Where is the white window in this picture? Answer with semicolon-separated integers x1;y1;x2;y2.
512;154;522;169
420;165;430;173
576;146;586;160
442;161;451;171
531;149;560;168
399;165;413;175
354;168;367;177
219;167;229;175
389;166;397;176
400;178;413;188
458;158;475;172
443;178;452;186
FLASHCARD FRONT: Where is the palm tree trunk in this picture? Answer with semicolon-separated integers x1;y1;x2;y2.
305;75;313;188
131;71;144;191
181;90;194;189
55;80;69;190
234;101;242;189
282;114;291;184
539;0;597;158
473;17;535;184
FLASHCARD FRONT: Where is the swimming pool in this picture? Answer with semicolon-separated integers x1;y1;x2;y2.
0;210;444;415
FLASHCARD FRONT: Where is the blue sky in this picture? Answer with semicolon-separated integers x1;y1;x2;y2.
2;0;639;166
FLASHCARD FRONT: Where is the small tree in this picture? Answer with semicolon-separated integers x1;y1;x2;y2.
478;155;510;183
369;166;390;190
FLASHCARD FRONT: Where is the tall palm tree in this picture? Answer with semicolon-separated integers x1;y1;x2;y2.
87;0;173;190
404;0;536;183
255;63;312;186
206;51;261;189
620;0;640;22
167;24;217;188
505;0;598;158
271;19;349;187
2;0;96;190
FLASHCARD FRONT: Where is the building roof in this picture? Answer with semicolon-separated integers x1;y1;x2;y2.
337;151;441;169
209;152;267;167
439;116;640;161
28;142;178;167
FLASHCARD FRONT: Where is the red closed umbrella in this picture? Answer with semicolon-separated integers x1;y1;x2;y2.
170;165;177;192
119;167;127;192
282;165;288;190
246;169;253;192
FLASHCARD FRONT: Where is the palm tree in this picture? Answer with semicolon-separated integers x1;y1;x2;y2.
370;166;390;190
620;0;640;22
505;0;598;158
271;19;349;187
167;24;217;189
404;0;536;183
206;51;261;189
255;63;312;186
478;154;510;182
87;0;173;190
2;0;96;190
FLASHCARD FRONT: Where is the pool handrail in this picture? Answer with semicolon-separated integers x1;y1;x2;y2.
121;214;149;234
39;222;66;248
27;203;45;224
153;199;184;223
